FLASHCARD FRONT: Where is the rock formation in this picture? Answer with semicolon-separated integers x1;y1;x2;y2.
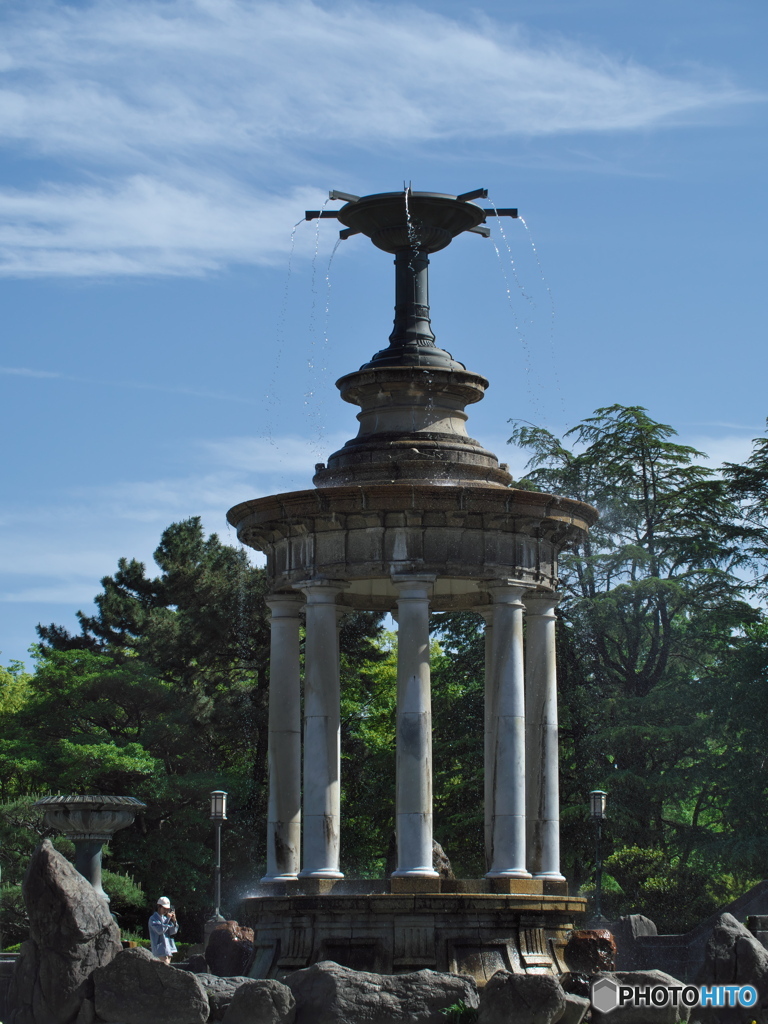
6;839;121;1024
478;970;566;1024
693;913;768;1023
221;979;296;1024
284;960;478;1024
92;947;209;1024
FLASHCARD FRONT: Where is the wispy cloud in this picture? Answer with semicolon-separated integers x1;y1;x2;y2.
0;429;327;613
682;434;758;469
0;364;255;402
0;178;328;276
0;0;759;277
202;433;351;474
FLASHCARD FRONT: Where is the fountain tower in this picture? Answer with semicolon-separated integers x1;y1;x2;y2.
228;189;597;982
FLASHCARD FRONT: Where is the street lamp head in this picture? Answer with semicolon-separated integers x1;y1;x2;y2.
210;790;228;822
589;790;608;820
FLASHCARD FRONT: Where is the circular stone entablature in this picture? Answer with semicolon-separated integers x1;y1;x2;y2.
227;484;597;612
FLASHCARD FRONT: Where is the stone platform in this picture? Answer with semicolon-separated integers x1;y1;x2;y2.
238;880;585;985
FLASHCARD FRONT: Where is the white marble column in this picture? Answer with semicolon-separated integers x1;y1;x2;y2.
297;580;346;878
262;594;303;882
525;592;564;880
391;575;438;877
485;582;531;878
478;606;494;872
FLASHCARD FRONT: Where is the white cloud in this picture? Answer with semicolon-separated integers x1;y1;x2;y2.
202;433;350;473
682;434;759;469
0;584;105;605
0;0;755;157
0;430;325;614
0;178;329;276
0;0;758;277
0;364;258;403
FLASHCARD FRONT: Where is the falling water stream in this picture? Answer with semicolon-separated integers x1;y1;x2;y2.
305;236;343;456
486;200;565;423
485;199;541;422
265;218;304;447
517;214;565;419
304;197;330;415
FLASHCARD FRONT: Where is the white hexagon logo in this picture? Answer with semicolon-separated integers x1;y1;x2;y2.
591;977;619;1014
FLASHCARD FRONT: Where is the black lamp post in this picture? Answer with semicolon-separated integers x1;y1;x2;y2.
589;789;608;919
210;790;227;921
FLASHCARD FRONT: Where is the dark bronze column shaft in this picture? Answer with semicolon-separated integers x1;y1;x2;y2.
388;249;435;353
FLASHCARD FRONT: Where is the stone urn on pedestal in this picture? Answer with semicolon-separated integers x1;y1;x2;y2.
33;795;146;903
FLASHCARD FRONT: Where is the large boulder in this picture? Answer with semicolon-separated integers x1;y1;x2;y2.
478;971;566;1024
93;947;209;1024
221;979;296;1024
7;839;122;1024
565;930;617;974
694;913;768;1023
206;922;255;977
285;961;478;1024
194;973;252;1020
560;992;590;1024
591;969;691;1024
606;915;657;970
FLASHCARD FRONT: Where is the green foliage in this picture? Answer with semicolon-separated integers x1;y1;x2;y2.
598;846;751;934
102;869;145;923
340;625;396;876
510;406;759;892
1;882;28;947
0;661;31;718
439;1001;478;1023
430;617;485;877
0;519;273;927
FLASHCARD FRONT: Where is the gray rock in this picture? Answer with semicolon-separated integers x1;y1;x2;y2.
195;973;252;1020
285;960;478;1024
605;915;658;971
478;971;565;1024
74;997;97;1024
93;947;209;1024
432;841;455;880
221;979;296;1024
188;953;210;974
591;970;691;1024
693;913;768;1023
559;992;590;1024
7;839;122;1024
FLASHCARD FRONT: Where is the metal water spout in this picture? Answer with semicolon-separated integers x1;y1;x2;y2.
306;188;518;370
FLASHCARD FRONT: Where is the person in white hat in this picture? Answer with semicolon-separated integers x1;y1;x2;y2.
148;897;178;963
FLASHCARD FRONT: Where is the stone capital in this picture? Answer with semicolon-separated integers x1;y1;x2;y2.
391;574;436;600
486;580;529;606
265;593;304;617
524;592;561;617
294;579;349;603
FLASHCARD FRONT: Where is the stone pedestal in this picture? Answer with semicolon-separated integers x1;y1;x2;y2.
239;884;584;984
33;795;146;902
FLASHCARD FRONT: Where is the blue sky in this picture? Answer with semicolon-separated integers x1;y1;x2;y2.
1;0;767;665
